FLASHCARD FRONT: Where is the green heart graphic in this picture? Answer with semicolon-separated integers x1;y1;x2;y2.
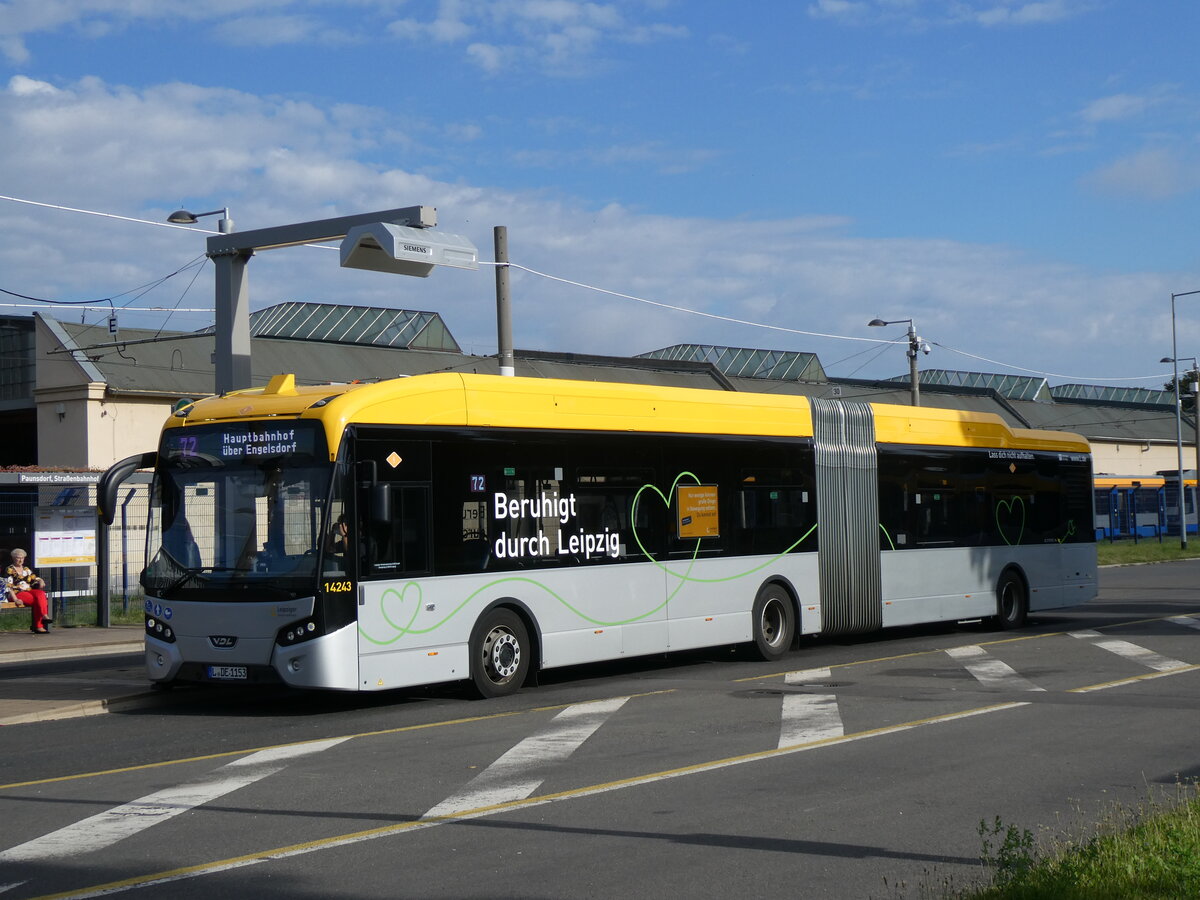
996;496;1025;546
361;470;819;644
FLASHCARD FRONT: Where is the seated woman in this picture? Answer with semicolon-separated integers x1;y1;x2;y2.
7;548;51;634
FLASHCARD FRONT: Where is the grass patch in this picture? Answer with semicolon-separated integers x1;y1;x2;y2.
906;784;1200;899
966;785;1200;899
1096;539;1200;567
0;596;143;631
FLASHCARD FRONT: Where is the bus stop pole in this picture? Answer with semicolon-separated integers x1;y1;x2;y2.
96;514;110;627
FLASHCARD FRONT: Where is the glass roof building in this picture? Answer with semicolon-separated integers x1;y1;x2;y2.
238;302;461;352
884;369;1052;402
637;344;826;382
1050;384;1176;406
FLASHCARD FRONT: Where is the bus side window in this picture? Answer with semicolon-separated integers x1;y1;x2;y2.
574;467;660;561
365;486;431;576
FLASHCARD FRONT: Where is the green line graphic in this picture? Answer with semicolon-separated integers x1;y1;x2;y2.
995;496;1025;546
359;470;817;645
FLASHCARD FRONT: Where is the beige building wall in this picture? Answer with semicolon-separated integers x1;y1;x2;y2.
1091;440;1193;477
34;383;98;468
33;317;178;469
34;384;173;469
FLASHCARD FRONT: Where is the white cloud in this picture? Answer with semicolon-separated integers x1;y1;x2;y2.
1079;88;1176;125
806;0;1094;28
7;74;59;96
0;73;1177;384
1080;92;1154;124
0;1;689;74
972;1;1081;26
1084;147;1200;201
0;0;303;61
466;41;509;74
390;0;688;75
807;0;872;24
511;140;720;175
210;14;358;47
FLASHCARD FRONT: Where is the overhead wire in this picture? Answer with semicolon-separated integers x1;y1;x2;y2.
155;261;209;337
931;341;1165;384
486;260;887;345
0;193;1171;386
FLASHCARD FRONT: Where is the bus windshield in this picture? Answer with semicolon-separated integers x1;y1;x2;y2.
142;421;333;600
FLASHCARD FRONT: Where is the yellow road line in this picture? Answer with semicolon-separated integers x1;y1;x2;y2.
0;692;671;791
1068;663;1200;693
739;609;1200;682
22;655;1200;899
29;700;1029;900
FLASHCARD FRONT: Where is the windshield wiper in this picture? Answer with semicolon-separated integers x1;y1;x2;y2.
163;566;228;594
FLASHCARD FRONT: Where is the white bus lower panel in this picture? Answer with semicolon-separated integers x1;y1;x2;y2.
358;643;469;691
274;623;360;691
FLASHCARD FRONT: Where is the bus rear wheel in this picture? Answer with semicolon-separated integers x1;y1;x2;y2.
751;584;795;661
993;571;1028;630
470;608;530;698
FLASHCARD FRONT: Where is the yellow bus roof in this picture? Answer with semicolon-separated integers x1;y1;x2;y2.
166;372;1091;459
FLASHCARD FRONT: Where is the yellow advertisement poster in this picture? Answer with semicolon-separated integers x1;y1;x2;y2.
677;484;719;538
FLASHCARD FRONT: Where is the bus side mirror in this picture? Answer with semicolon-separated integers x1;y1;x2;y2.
368;484;392;525
99;451;157;525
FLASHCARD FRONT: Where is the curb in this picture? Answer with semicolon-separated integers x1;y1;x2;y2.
0;690;164;727
0;641;144;666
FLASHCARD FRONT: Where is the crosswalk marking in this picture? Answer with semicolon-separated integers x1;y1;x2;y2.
779;668;844;748
423;696;628;819
1168;615;1200;632
945;645;1045;691
0;737;350;864
1069;629;1188;672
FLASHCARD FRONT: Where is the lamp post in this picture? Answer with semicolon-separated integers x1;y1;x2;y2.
1162;352;1200;547
1166;289;1200;548
168;207;233;234
868;317;929;406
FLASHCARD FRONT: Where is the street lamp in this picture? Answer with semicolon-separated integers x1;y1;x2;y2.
167;207;233;234
1162;353;1200;547
1167;289;1200;548
185;206;476;394
868;317;929;407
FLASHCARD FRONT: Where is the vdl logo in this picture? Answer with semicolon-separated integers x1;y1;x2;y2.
209;635;238;648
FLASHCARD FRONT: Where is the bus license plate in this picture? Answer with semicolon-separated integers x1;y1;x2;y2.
207;665;248;680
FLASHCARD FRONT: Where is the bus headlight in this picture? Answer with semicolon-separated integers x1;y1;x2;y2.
146;615;177;643
276;618;322;647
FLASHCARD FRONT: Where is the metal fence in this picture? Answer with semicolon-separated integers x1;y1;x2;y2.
0;477;152;626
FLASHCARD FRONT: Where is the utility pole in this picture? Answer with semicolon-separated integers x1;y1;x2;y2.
494;226;515;377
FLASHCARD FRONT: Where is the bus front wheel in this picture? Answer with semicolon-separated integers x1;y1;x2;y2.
751;584;795;661
470;608;531;699
994;571;1028;630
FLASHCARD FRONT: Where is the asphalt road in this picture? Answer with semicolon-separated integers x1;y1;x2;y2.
2;561;1198;899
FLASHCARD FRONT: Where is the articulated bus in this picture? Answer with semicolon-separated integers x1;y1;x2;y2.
1093;474;1198;540
100;372;1097;697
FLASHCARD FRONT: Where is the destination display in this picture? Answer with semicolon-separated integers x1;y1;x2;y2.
162;422;325;463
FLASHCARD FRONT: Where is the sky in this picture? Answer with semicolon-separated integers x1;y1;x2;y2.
2;0;1199;388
